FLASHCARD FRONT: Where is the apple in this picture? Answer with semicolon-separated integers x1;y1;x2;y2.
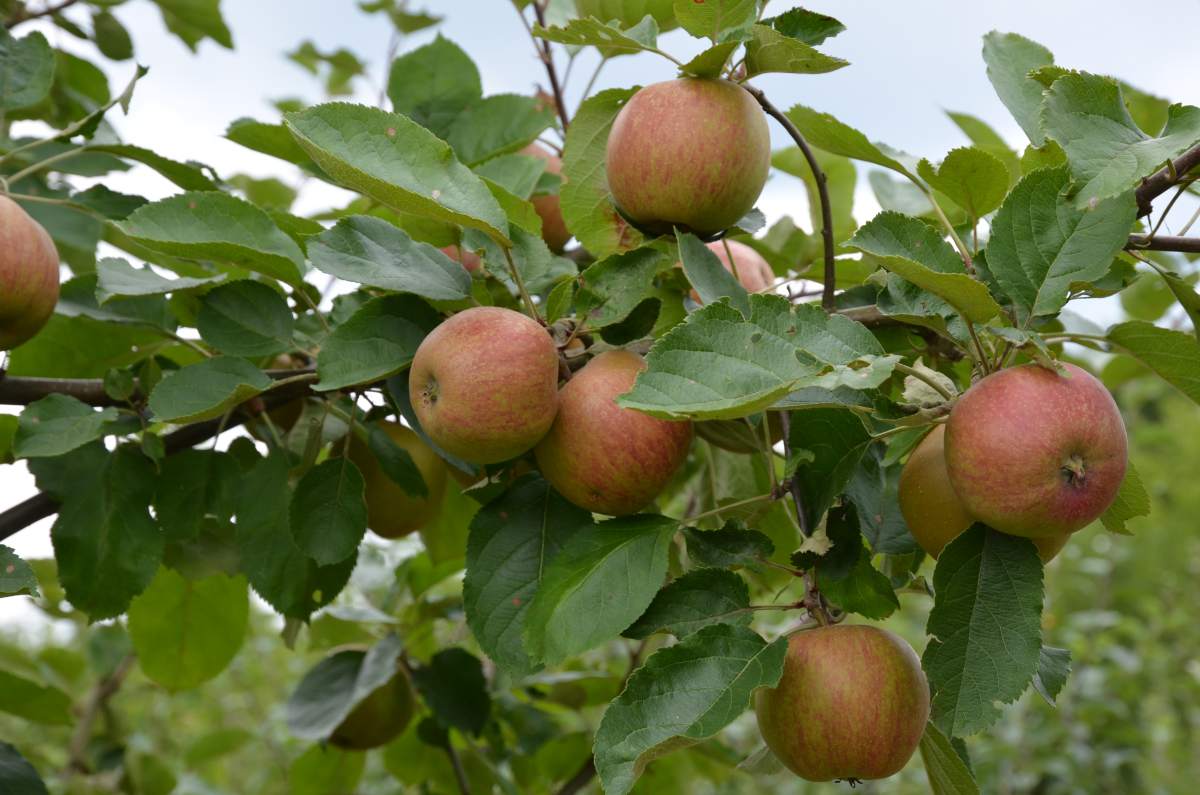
605;78;770;237
755;625;930;782
347;421;448;539
0;196;60;351
687;239;775;303
534;350;692;515
521;143;572;253
329;657;416;750
899;424;1069;562
575;0;676;30
441;243;482;274
944;363;1128;538
410;306;560;465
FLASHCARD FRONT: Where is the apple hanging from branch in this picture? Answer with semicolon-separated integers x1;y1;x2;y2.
0;196;60;351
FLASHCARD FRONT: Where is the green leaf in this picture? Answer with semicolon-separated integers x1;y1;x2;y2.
0;671;71;725
315;294;440;391
1042;72;1200;207
6;314;161;378
594;624;786;795
679;41;740;79
533;17;660;59
524;514;676;666
366;422;427;497
1144;262;1200;335
388;35;482;138
624;568;751;639
678;231;750;316
763;7;846;45
285;103;510;243
788;408;872;530
672;0;756;41
121;192;305;285
819;551;900;619
289;746;364;795
225;117;315;168
13;394;118;459
128;568;248;691
981;31;1054;146
92;10;134;60
1032;646;1071;706
576;246;667;328
619;295;899;420
462;225;575;294
784;104;916;179
945;110;1022;183
682;523;774;568
196;280;294;357
48;446;163;620
308;215;472;300
923;525;1044;736
148;357;273;424
152;0;233;50
463;475;593;675
1108;321;1200;405
1094;459;1149;537
153;450;239;542
848;212;1003;323
446;94;556;166
561;88;643;258
0;29;54;110
235;453;355;620
411;648;491;736
987;166;1138;323
287;635;402;741
0;742;49;795
474;152;546;200
95;257;224;302
743;23;848;78
290;459;368;566
917;147;1010;218
919;722;981;795
91;144;221;191
0;546;39;598
771;149;857;262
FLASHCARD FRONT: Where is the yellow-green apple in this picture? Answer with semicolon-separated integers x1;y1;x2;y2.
534;350;692;515
346;421;447;539
899;425;1069;562
441;243;482;274
521;143;571;253
0;196;60;350
605;78;770;237
329;656;416;750
687;239;775;303
575;0;676;30
410;307;559;465
944;363;1127;538
755;625;930;782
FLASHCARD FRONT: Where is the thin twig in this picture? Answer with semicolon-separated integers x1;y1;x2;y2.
1135;142;1200;217
446;741;472;795
65;654;136;774
742;84;836;312
684;492;775;526
502;246;542;322
4;0;81;28
1127;234;1200;254
529;2;571;133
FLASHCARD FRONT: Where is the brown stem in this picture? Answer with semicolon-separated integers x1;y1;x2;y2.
0;368;315;407
65;654;136;774
446;741;472;795
3;0;81;28
531;2;571;133
1135;143;1200;217
743;84;836;312
1127;234;1200;254
777;411;810;537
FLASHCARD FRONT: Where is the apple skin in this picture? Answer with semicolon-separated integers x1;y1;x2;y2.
330;662;416;751
410;307;560;465
944;363;1127;538
0;196;60;351
534;350;692;515
575;0;676;30
441;244;482;274
521;143;572;253
899;425;1069;562
755;625;930;783
687;239;775;303
347;421;448;539
605;78;770;237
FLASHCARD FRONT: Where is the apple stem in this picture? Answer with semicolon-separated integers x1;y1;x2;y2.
501;246;543;323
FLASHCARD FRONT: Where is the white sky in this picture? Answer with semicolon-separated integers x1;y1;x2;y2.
2;0;1196;582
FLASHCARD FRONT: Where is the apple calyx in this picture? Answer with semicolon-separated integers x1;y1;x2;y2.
1060;454;1087;485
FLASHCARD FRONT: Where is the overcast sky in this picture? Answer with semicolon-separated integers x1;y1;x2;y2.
2;0;1196;591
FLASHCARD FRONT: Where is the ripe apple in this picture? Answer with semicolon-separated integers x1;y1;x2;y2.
534;350;692;515
521;143;572;253
687;239;775;303
575;0;676;30
755;625;930;782
441;243;482;274
0;196;60;350
410;306;560;465
347;421;448;539
899;425;1069;562
329;657;416;750
605;78;770;237
944;363;1128;538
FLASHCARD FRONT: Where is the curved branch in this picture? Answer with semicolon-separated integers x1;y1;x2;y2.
3;0;81;29
1127;233;1200;254
1136;143;1200;217
0;368;316;407
530;2;571;133
743;84;837;313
